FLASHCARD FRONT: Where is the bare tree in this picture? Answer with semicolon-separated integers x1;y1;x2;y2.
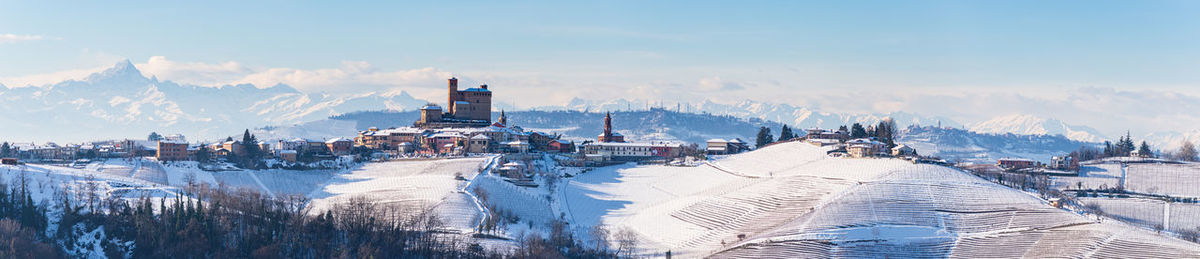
616;227;640;258
590;223;611;251
1179;140;1198;162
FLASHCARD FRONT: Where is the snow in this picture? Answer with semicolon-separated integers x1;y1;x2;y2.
558;142;915;256
0;60;426;143
709;160;1200;258
968;114;1107;142
1056;162;1200;197
551;142;1200;257
4;141;1198;257
306;157;493;233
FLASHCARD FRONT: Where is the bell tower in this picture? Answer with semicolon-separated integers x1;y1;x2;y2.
602;112;613;142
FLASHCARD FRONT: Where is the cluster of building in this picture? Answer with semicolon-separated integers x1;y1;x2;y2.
799;127;915;158
155;135;354;163
3;136;186;163
353;78;576;157
577;112;690;164
354;122;573;156
996;155;1079;172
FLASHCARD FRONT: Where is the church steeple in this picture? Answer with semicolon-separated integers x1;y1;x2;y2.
499;110;508;126
602;112;613;142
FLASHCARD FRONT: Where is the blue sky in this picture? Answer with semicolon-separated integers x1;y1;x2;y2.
5;1;1199;80
3;1;1200;133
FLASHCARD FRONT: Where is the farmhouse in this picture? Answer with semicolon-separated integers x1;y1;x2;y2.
997;158;1038;170
891;144;916;157
706;138;749;155
846;138;887;158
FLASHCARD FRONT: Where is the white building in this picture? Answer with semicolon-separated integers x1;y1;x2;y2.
583;142;685;161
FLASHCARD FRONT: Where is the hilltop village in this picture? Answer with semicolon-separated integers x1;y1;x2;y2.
0;77;935;171
0;77;936;171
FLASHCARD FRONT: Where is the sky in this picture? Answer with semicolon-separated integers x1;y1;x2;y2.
3;1;1200;136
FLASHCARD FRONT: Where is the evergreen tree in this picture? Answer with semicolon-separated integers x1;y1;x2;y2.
0;142;9;157
1137;141;1153;158
875;119;897;148
1179;140;1198;162
1103;141;1114;158
850;123;867;139
778;125;794;141
148;132;163;141
240;129;262;168
755;127;774;149
195;144;212;163
837;125;849;133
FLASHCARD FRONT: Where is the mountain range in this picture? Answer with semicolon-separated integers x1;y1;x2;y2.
967;114;1107;143
4;60;1197;153
0;60;426;143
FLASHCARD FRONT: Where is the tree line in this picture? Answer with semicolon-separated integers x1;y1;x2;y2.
0;170;622;258
1070;131;1199;162
755;119;898;149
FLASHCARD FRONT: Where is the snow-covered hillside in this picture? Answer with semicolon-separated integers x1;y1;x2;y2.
551;142;1199;257
306;157;493;233
968;114;1107;142
0;60;427;143
710;161;1200;258
5;142;1199;257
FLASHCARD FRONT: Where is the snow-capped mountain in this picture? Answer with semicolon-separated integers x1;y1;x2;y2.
312;109;781;145
543;98;964;130
967;114;1107;142
899;125;1096;163
1141;130;1200;152
0;60;427;143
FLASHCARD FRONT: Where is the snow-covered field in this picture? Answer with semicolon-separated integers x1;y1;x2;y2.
306;157;494;233
561;142;916;257
5;143;1199;257
1054;162;1200;197
557;142;1200;258
708;161;1200;258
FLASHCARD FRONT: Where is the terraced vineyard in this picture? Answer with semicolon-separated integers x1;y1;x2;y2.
560;142;1200;258
710;163;1200;258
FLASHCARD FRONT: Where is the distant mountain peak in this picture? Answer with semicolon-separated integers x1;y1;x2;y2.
968;114;1106;142
84;59;147;83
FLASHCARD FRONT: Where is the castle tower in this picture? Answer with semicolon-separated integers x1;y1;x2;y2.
447;77;459;112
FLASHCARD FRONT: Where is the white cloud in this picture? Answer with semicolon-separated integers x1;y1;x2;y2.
0;34;44;43
0;66;107;87
124;56;453;93
234;61;451;93
6;55;1200;139
0;48;127;87
134;56;252;86
698;76;745;91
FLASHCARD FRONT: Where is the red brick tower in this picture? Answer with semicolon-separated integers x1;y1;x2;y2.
447;77;459;112
602;112;613;142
